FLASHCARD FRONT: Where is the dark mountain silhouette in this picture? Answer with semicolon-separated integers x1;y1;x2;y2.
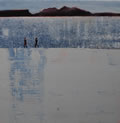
93;12;120;16
0;6;120;17
0;9;32;17
35;7;58;16
34;6;92;16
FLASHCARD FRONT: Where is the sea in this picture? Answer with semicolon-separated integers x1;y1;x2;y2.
0;17;120;48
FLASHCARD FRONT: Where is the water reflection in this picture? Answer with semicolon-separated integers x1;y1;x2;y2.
8;48;47;123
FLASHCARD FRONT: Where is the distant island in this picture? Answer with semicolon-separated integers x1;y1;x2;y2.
0;6;120;17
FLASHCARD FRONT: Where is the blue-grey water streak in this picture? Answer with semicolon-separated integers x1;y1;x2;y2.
8;48;47;123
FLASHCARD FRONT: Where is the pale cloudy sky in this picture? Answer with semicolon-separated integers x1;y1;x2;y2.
0;0;120;13
0;0;120;1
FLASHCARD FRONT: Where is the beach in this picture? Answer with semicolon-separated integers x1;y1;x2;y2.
0;48;120;123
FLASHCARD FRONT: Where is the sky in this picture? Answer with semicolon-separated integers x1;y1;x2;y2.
0;0;120;2
0;1;120;13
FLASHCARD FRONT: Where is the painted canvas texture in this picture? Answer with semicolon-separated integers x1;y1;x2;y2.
0;1;120;123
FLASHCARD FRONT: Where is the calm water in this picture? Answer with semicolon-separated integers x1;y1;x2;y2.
0;48;120;123
0;17;120;48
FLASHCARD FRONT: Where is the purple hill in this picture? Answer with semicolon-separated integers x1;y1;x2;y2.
34;6;92;16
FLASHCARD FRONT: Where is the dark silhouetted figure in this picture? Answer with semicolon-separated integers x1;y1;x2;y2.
24;37;27;48
35;37;38;48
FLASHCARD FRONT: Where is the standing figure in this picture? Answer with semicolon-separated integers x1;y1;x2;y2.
35;37;38;48
24;37;27;48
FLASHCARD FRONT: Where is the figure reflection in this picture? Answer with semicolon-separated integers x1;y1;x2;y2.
8;48;47;123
